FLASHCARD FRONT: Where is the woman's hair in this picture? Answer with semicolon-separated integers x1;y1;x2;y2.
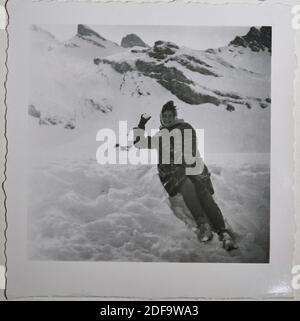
161;101;177;117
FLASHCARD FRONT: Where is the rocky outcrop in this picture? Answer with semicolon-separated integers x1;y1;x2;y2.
226;104;235;112
181;55;212;68
94;55;221;105
121;34;149;48
94;58;133;73
168;55;218;77
28;104;41;118
77;24;106;41
38;115;75;130
29;104;75;129
230;26;272;53
135;60;220;106
84;98;113;113
147;41;179;60
76;25;107;48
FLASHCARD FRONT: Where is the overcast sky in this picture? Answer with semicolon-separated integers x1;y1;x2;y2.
43;25;252;51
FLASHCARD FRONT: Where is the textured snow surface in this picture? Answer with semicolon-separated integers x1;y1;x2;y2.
28;153;270;263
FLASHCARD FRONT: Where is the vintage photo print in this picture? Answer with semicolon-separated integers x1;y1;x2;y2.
5;1;295;299
28;23;271;263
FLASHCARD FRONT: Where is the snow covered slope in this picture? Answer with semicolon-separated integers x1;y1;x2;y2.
28;153;270;263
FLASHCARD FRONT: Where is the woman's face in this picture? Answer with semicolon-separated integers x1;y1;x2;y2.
162;110;175;126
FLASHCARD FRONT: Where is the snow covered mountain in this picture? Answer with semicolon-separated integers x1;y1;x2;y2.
96;26;271;107
29;25;271;153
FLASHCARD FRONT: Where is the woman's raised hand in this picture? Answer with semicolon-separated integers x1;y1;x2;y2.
141;113;151;121
138;113;152;129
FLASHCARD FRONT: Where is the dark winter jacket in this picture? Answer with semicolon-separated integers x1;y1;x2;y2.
133;116;214;197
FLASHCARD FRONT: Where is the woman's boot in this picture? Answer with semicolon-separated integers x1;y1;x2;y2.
218;230;238;251
197;222;214;243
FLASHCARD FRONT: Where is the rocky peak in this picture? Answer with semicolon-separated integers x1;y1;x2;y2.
229;26;272;53
121;34;149;48
77;24;106;41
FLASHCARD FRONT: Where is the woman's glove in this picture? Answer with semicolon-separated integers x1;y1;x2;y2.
138;113;151;130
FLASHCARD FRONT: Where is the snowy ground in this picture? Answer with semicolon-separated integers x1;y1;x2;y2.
28;152;270;263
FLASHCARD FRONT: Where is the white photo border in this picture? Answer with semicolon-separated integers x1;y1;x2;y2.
5;0;295;299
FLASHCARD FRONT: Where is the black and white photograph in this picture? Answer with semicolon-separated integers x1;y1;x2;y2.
4;1;296;299
28;24;271;263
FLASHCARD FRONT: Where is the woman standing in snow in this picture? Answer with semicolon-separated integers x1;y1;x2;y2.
133;100;237;251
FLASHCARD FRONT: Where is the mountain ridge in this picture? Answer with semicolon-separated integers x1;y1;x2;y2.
29;24;271;153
